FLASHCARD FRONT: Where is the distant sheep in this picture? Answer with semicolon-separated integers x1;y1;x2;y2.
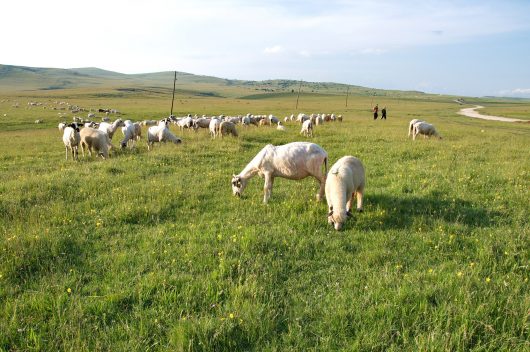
325;156;365;231
147;121;182;150
231;142;328;203
120;120;142;148
276;121;286;131
98;118;124;140
300;119;313;137
80;127;112;159
209;118;221;138
34;119;43;124
413;121;442;140
62;123;82;161
219;121;238;137
408;119;423;138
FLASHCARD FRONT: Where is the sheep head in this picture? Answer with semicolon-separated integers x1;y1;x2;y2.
231;175;246;197
327;206;351;231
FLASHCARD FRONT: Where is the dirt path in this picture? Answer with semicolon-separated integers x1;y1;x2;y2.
458;105;526;122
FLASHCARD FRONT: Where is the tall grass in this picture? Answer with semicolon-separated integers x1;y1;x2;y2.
0;91;529;351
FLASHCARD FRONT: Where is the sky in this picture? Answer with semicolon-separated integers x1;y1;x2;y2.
2;0;530;97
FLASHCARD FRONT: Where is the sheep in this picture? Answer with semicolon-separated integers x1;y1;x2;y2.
141;120;157;126
297;113;310;123
300;119;313;137
120;120;142;148
231;142;328;204
34;119;43;124
219;121;238;137
277;121;286;131
58;122;67;131
209;118;221;138
259;117;271;126
193;117;211;130
80;127;112;159
325;156;365;231
176;116;194;130
147;122;182;150
62;123;81;161
87;113;96;119
98;118;124;140
413;121;442;140
269;114;280;124
408;119;423;138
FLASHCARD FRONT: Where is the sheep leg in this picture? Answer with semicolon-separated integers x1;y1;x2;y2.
316;174;326;202
65;146;68;160
355;189;364;212
263;174;274;204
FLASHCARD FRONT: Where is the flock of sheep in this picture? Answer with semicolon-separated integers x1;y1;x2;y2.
57;111;345;160
54;104;442;230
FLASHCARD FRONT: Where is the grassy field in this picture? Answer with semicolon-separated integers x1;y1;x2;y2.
0;87;529;351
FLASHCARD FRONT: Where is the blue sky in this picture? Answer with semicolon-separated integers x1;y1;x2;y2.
2;0;530;97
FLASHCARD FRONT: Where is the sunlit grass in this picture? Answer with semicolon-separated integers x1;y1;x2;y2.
0;91;529;351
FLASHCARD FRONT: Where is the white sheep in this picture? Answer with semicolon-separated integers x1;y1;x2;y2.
62;123;82;161
300;119;313;137
80;127;112;159
219;121;238;137
147;122;182;150
413;121;442;140
209;118;221;138
58;122;66;131
98;118;124;140
408;119;423;138
120;120;142;148
231;142;328;203
277;121;286;131
325;156;365;231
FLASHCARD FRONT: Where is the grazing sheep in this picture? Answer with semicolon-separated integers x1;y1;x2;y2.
120;120;142;148
219;121;238;137
87;113;96;119
62;123;81;161
231;142;328;203
325;156;365;231
147;122;182;150
259;117;271;126
277;121;286;131
337;115;343;122
300;119;313;137
408;119;423;138
141;120;157;126
297;113;310;123
176;116;194;130
209;118;221;138
413;121;442;140
34;119;43;124
269;114;280;124
192;117;211;130
80;127;112;159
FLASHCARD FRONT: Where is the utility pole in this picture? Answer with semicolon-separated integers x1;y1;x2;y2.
170;71;177;116
295;79;302;110
345;86;350;107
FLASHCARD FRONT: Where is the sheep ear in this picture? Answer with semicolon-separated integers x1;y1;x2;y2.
328;211;333;216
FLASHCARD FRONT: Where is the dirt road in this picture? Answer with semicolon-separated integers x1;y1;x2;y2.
458;105;526;122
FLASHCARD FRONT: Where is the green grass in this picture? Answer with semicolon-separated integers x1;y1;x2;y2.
0;89;529;351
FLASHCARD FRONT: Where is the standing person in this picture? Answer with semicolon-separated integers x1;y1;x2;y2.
373;104;379;120
381;106;387;120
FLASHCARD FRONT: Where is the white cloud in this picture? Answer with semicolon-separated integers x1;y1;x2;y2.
264;46;283;54
498;88;530;98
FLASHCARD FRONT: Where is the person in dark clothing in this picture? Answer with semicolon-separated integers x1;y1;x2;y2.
373;104;378;120
381;107;387;120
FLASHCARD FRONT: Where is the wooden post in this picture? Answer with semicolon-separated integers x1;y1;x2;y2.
345;86;350;107
295;79;302;110
170;71;177;116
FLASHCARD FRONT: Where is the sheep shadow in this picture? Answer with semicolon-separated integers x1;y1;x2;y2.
358;193;501;231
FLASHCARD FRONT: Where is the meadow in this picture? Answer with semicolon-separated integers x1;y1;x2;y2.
0;87;529;351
